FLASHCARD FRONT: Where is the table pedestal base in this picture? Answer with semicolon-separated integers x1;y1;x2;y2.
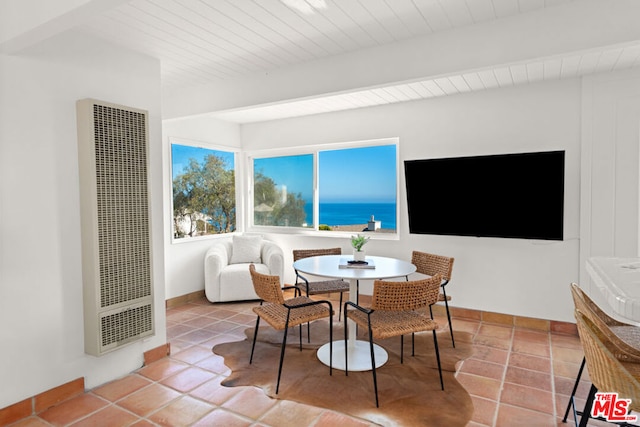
316;340;388;371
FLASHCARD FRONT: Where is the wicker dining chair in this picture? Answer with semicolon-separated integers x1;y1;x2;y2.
574;309;640;427
563;283;640;423
344;274;444;407
410;251;456;347
293;248;352;320
248;264;334;394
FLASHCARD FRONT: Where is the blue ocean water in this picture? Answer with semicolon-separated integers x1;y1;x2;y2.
304;202;396;230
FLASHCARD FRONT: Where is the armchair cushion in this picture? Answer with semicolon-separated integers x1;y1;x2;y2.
230;234;263;264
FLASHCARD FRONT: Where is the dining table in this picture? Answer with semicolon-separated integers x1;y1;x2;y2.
292;254;417;371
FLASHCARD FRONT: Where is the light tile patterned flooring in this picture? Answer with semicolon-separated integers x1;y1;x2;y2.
8;294;599;427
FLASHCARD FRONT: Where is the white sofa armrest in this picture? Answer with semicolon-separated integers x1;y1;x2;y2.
262;240;284;285
204;241;231;302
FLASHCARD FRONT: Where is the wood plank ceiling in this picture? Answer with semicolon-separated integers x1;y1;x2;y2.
79;0;640;122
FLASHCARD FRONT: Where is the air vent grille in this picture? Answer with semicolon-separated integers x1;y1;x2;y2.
93;105;151;307
100;303;153;348
77;99;154;356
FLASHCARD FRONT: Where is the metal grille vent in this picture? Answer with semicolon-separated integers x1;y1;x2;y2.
77;99;154;356
93;104;151;308
100;303;153;348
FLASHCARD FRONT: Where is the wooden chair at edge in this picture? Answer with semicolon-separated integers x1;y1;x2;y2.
564;283;640;424
573;309;640;427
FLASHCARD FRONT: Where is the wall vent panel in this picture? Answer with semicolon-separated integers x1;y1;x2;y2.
77;99;154;356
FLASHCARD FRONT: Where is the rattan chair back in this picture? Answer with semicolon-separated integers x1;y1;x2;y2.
249;264;285;304
293;247;342;261
563;283;640;423
570;283;640;375
371;274;442;311
411;251;454;281
575;309;640;412
570;283;628;328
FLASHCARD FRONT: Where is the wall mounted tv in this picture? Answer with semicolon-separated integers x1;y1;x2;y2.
404;150;565;240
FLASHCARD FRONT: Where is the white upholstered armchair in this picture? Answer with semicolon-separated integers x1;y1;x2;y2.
204;235;284;303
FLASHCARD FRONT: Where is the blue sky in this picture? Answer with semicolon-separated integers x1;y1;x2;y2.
254;154;314;199
319;145;396;203
171;144;234;179
255;145;397;204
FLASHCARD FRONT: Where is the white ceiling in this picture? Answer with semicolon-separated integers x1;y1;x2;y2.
61;0;640;122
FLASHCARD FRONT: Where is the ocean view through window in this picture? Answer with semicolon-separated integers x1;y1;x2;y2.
305;202;396;230
251;141;397;233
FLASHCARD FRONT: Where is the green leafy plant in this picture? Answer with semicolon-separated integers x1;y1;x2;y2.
351;234;370;252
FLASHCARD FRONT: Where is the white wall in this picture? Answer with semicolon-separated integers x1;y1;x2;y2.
0;31;167;408
163;78;582;323
238;79;582;323
579;68;640;301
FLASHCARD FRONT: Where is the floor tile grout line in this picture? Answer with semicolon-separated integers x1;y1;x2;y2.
493;325;515;427
547;327;561;423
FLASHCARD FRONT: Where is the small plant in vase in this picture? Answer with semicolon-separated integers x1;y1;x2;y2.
351;234;370;261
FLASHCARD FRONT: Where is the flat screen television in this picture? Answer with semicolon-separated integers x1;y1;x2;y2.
404;150;565;240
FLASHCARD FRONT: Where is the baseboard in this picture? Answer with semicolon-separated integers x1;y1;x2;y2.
355;294;576;335
0;343;170;426
144;343;171;365
166;290;206;309
434;304;578;335
0;378;84;426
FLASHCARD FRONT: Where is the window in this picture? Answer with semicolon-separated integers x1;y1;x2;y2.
318;144;397;232
171;140;236;240
253;154;314;227
250;139;398;234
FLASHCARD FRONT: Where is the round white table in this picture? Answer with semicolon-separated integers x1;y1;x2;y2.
292;254;416;371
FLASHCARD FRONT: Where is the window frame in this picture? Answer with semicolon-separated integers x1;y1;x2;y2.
169;137;241;244
245;137;400;240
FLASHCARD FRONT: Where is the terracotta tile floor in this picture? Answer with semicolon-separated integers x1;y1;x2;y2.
7;295;609;426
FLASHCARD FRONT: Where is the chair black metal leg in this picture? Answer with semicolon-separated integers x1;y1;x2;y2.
302;285;311;343
344;308;349;376
433;330;444;390
563;356;586;423
578;384;597;427
249;316;261;364
338;292;343;321
442;287;455;348
328;309;333;376
411;333;415;357
299;324;303;350
276;317;291;395
367;324;379;407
